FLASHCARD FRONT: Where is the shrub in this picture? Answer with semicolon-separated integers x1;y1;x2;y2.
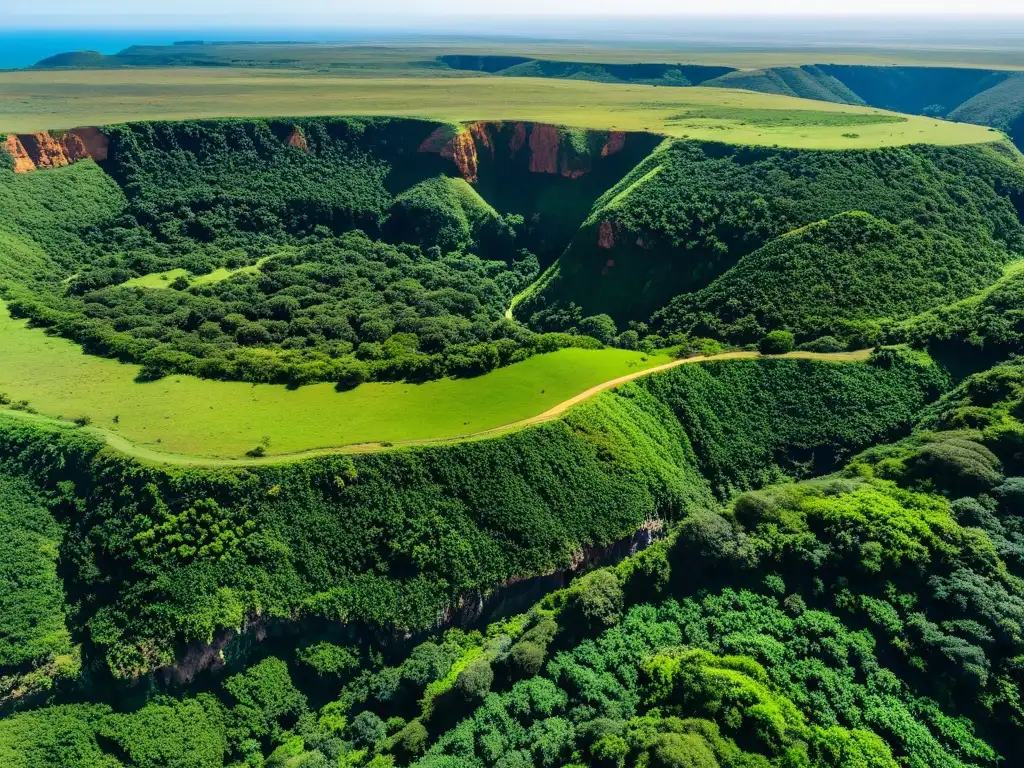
394;719;429;759
578;314;618;346
509;641;546;678
798;335;845;353
650;733;718;768
908;434;1004;496
568;570;624;629
455;659;494;701
759;330;795;355
347;711;387;748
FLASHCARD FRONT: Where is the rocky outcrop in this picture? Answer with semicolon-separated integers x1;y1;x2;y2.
287;128;308;152
3;135;35;173
156;518;665;683
524;123;592;178
418;125;480;182
3;128;108;173
17;132;71;169
469;122;494;160
598;220;617;249
510;121;528;154
528;124;561;175
60;127;109;162
602;131;627;157
421;121;628;182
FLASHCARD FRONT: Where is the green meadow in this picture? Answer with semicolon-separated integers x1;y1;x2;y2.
0;303;671;462
0;69;998;148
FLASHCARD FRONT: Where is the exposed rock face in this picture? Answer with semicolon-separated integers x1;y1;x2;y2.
528;124;561;175
162;614;270;685
287;128;309;152
3;128;109;173
421;121;617;182
526;123;591;178
65;127;109;162
602;131;627;157
4;135;35;173
444;129;479;182
418;125;480;182
598;220;617;249
509;121;528;155
17;132;70;169
469;121;494;160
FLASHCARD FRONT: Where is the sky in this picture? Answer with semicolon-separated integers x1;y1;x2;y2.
6;1;1024;23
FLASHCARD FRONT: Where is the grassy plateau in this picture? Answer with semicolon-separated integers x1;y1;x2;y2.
0;69;999;148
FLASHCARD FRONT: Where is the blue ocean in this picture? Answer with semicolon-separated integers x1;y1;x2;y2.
0;29;391;70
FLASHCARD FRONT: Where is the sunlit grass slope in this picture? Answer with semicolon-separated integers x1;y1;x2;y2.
0;69;1000;148
0;303;670;460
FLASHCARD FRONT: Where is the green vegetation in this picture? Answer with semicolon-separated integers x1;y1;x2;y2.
438;56;735;88
0;116;618;389
0;350;941;684
430;53;1024;149
521;140;1024;346
656;211;1011;346
0;473;77;706
702;65;865;104
665;105;902;127
9;348;1024;767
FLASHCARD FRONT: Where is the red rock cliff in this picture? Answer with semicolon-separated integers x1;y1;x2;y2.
528;124;561;175
420;122;618;182
601;131;626;157
4;128;109;173
4;135;35;173
287;128;309;152
418;125;480;182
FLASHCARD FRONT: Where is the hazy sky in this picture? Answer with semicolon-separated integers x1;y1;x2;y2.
7;0;1024;19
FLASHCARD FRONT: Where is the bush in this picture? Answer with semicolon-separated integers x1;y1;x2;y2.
394;719;429;759
347;711;387;748
578;314;618;346
759;330;795;355
568;570;624;629
650;733;718;768
509;641;546;678
907;434;1004;496
455;659;494;701
798;335;845;353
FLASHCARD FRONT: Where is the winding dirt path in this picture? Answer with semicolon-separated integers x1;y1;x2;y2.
0;349;870;468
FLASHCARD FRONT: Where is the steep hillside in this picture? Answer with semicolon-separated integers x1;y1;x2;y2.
518;139;1024;340
701;65;864;104
438;56;736;87
818;65;1012;117
654;211;1006;344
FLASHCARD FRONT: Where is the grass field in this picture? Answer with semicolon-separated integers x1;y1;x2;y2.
0;69;999;148
0;302;675;461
